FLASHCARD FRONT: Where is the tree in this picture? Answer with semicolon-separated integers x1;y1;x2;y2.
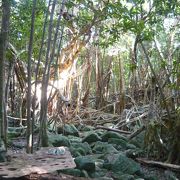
0;0;11;148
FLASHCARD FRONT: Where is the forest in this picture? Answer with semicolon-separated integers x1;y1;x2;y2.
0;0;179;179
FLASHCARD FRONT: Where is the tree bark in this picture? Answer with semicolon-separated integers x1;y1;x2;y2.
26;0;37;154
39;0;57;147
0;0;11;146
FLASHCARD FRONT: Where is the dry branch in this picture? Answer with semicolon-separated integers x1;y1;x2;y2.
136;158;180;172
95;125;131;134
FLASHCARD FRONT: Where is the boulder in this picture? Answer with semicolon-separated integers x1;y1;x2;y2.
82;125;94;131
93;141;118;154
57;124;79;137
74;156;95;172
111;153;140;175
108;138;127;150
48;134;70;147
68;135;82;143
59;168;82;177
112;173;134;180
101;131;128;142
82;132;102;144
103;153;140;175
70;142;92;157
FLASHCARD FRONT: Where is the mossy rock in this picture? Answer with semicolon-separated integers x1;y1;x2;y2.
103;153;140;175
111;153;140;175
82;132;102;144
48;134;70;147
74;156;95;172
70;142;92;157
57;124;79;137
125;149;144;159
112;173;134;180
89;168;108;178
58;168;82;177
129;131;145;148
144;175;159;180
68;135;82;143
108;138;127;150
101;131;128;142
82;126;94;131
93;141;118;154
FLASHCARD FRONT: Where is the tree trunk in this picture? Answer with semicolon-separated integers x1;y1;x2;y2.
39;0;57;147
118;56;125;114
26;0;37;154
0;0;11;147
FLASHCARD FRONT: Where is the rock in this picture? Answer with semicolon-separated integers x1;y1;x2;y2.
89;168;107;178
68;135;82;143
93;141;118;154
48;134;70;147
101;131;128;142
129;131;145;148
108;138;127;150
94;177;113;180
70;142;92;157
164;170;178;180
125;149;144;159
111;153;140;175
103;153;140;175
59;168;82;177
144;175;158;180
112;173;134;180
74;156;95;172
82;132;102;144
82;126;94;131
57;124;79;137
0;140;6;162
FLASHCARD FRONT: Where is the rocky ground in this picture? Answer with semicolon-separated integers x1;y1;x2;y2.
3;124;180;180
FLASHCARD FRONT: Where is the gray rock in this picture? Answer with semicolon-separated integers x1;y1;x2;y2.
48;134;70;147
57;124;79;136
82;132;102;143
75;156;95;172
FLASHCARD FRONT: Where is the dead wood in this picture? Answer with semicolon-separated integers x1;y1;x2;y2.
136;158;180;172
95;125;131;134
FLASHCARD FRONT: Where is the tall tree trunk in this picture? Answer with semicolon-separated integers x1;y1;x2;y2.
26;0;37;154
39;0;57;147
118;56;125;114
0;0;11;147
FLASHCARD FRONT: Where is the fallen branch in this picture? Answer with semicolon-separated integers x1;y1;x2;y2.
7;116;27;121
117;112;148;128
95;126;131;134
136;158;180;172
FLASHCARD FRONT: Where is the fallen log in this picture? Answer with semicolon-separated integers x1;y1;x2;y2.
95;126;131;134
136;158;180;172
